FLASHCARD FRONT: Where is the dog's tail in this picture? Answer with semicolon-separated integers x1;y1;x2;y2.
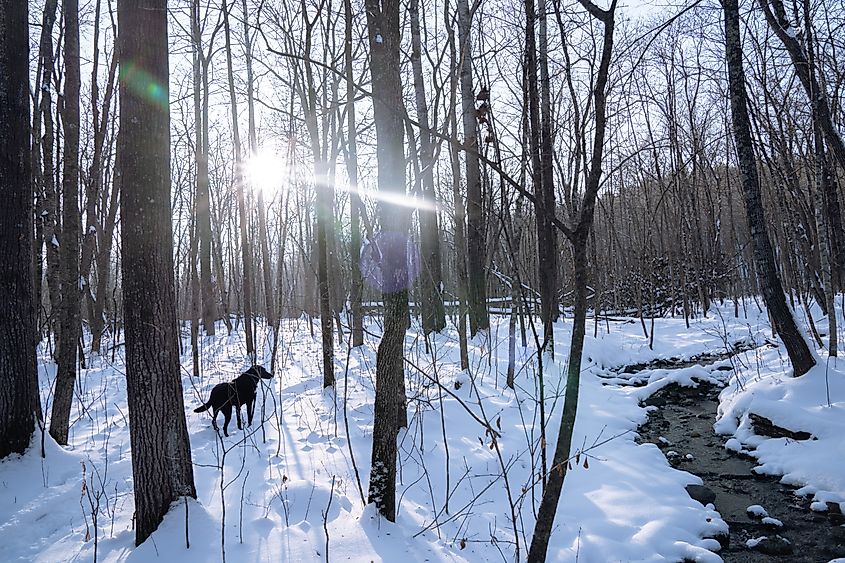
194;402;211;413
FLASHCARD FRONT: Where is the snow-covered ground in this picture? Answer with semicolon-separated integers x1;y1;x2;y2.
1;300;843;562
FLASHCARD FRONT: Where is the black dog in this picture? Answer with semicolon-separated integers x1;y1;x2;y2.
193;365;273;436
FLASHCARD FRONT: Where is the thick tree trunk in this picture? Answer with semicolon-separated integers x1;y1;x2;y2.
50;0;82;446
724;0;815;376
117;0;197;545
365;0;409;521
456;0;489;336
0;0;39;459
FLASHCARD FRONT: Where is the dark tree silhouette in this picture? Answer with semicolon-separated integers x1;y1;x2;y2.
365;0;409;521
0;0;40;460
117;0;197;545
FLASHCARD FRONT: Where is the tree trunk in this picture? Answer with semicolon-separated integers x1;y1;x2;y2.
365;0;409;521
241;0;275;332
812;126;836;356
528;1;616;559
525;0;555;353
192;0;215;336
456;0;489;336
724;0;815;376
82;1;119;355
50;0;82;446
0;0;39;459
528;234;589;561
757;0;845;173
446;0;470;371
344;0;364;348
410;0;446;336
31;0;59;338
223;0;255;358
117;0;197;545
537;0;559;351
90;170;120;354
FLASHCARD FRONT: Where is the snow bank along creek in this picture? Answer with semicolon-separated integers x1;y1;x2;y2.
620;353;845;562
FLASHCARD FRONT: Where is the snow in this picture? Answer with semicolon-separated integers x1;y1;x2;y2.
1;300;842;562
761;516;783;527
745;536;766;548
746;504;768;518
713;314;845;510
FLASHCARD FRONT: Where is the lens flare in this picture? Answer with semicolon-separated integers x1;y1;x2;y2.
360;232;421;293
119;60;168;111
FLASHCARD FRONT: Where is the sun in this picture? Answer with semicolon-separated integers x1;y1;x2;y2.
243;147;285;196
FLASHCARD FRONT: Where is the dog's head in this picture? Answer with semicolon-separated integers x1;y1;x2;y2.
244;365;273;380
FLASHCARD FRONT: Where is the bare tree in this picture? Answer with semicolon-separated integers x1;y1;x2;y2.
365;0;409;521
50;0;82;446
723;0;816;376
344;0;365;347
456;0;489;336
528;0;617;559
0;0;40;459
410;0;446;336
117;0;197;544
223;0;256;357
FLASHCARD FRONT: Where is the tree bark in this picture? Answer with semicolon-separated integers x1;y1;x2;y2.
724;0;815;376
344;0;364;348
31;0;59;337
365;0;409;521
456;0;489;336
410;0;446;336
192;0;215;336
528;1;616;559
537;0;559;351
223;0;255;358
50;0;82;446
117;0;197;545
0;0;39;459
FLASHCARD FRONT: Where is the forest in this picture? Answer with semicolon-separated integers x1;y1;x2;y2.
0;0;844;560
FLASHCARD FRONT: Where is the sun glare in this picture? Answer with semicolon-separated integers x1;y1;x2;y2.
243;148;285;196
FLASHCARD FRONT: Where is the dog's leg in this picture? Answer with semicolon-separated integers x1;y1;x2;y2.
222;405;232;437
247;399;254;427
212;408;220;432
235;404;243;430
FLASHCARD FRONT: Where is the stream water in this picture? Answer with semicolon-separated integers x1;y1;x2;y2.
635;378;845;561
